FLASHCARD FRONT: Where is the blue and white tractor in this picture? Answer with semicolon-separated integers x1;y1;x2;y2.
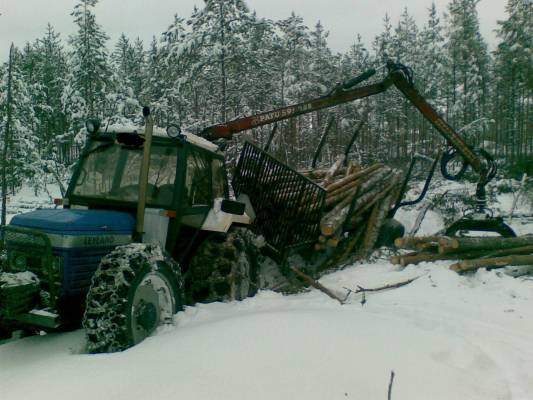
0;109;258;352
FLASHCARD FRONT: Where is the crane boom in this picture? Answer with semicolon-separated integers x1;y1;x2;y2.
201;80;391;139
201;61;487;180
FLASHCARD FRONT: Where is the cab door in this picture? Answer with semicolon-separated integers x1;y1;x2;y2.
180;147;213;229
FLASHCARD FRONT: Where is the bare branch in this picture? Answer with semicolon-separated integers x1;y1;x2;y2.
289;266;345;304
388;370;395;400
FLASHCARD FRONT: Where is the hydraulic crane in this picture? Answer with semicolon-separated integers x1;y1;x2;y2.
202;61;514;237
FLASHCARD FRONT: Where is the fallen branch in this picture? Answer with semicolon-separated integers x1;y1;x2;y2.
342;276;419;301
289;266;345;304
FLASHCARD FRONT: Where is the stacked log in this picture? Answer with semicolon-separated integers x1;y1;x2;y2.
300;156;402;261
392;234;533;274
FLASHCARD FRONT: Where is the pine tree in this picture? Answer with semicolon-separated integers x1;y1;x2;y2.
143;36;168;126
68;0;111;118
109;33;140;122
186;0;253;123
130;38;146;101
0;46;40;195
32;24;68;155
392;8;421;158
272;12;312;165
493;0;533;163
306;21;337;166
371;14;402;162
419;3;447;154
444;0;491;147
156;15;192;128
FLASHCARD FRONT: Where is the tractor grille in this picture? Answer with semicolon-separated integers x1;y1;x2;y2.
3;227;117;297
232;141;326;254
3;227;53;276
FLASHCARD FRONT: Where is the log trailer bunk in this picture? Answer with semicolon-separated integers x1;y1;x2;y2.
0;61;514;353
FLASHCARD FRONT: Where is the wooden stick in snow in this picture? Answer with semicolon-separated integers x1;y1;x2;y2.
289;266;345;304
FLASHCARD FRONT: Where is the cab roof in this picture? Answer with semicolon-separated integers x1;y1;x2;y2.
100;124;221;154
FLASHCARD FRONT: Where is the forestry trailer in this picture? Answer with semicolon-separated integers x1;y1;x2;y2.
0;61;513;353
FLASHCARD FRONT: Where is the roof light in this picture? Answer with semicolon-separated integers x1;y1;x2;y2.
85;119;101;134
166;124;182;139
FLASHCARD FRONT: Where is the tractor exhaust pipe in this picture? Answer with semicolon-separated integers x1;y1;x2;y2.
135;106;154;242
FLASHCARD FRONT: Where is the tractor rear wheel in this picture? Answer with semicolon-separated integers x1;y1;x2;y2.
83;243;183;353
185;228;258;304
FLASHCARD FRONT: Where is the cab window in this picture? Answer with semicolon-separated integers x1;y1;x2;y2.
212;159;226;198
185;150;211;206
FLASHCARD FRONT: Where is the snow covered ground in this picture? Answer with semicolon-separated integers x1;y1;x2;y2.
1;180;533;400
2;184;62;224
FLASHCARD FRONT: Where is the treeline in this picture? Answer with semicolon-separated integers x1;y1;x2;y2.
0;0;531;192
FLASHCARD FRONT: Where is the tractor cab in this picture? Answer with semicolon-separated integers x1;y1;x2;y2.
66;125;224;213
64;125;248;252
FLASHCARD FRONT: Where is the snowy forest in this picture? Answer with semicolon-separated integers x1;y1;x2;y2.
0;0;531;194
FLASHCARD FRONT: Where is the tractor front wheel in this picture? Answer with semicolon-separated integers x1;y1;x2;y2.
83;243;183;353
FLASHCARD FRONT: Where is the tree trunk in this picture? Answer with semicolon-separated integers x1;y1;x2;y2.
450;254;533;273
438;235;533;254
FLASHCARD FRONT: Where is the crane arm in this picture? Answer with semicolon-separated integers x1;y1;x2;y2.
386;64;483;175
201;71;392;139
201;61;489;182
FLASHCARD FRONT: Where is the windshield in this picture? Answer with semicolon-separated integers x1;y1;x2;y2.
71;140;178;206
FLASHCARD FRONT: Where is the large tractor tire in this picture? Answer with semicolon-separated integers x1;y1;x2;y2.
185;228;258;304
83;243;183;353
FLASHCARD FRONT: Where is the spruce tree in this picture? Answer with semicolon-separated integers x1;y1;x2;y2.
444;0;491;147
493;0;533;163
419;3;446;154
33;24;68;155
0;46;39;195
187;0;253;123
68;0;110;118
109;33;140;122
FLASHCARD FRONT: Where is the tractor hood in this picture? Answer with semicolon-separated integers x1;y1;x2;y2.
10;209;135;235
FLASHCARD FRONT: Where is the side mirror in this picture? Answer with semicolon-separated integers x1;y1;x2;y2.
221;199;245;216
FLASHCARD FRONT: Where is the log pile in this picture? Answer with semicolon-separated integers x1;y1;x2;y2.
300;155;402;260
392;235;533;274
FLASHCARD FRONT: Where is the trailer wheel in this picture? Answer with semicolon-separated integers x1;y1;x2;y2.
83;243;183;353
185;228;258;304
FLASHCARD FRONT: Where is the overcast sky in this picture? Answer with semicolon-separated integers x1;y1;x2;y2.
0;0;507;61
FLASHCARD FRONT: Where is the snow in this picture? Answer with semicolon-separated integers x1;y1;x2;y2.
3;184;62;224
1;180;533;399
2;262;532;399
0;271;38;288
